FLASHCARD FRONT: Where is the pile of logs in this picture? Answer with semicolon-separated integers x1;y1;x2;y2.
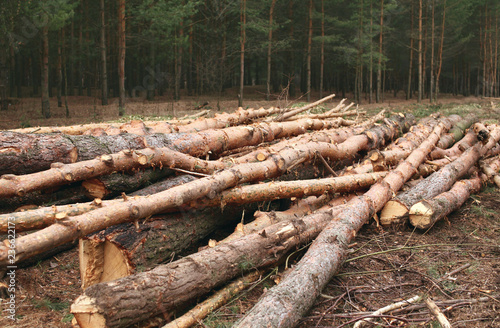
0;94;499;328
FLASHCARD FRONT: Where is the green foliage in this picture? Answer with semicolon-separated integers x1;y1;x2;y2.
32;298;70;312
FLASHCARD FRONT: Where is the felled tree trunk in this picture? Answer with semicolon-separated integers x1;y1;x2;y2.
233;118;453;328
82;168;172;199
0;117;341;175
1;114;414;267
410;156;500;229
380;125;500;226
79;204;255;289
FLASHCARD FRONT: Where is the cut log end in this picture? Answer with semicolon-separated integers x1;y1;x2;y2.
379;200;409;226
79;239;131;289
82;179;108;199
409;201;435;230
71;295;106;328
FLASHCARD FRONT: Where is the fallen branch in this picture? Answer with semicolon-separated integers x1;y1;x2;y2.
271;93;336;121
425;298;452;328
352;295;421;328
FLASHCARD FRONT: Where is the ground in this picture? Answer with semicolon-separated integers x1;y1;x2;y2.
0;89;499;327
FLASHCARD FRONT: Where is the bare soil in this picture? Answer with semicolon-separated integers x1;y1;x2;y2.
0;89;499;327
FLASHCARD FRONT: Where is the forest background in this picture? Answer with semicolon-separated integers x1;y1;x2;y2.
0;0;499;121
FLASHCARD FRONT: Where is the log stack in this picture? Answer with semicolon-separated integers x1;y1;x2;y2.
0;96;498;328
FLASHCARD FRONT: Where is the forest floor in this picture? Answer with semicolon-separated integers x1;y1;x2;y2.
0;88;499;328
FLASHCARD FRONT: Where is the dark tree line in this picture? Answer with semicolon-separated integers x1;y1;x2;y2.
0;0;499;118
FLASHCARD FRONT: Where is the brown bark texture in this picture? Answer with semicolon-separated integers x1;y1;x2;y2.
0;114;414;266
233;118;453;328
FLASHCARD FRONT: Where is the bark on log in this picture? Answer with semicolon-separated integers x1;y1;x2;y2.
0;146;222;199
429;128;478;160
380;125;500;226
479;157;500;188
81;168;172;199
79;204;254;289
435;113;476;149
0;117;342;175
409;156;500;229
0;175;195;233
233;118;452;328
1;114;414;269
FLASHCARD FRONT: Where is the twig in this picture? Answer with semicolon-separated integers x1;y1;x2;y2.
352;295;421;328
170;167;211;177
335;314;409;328
315;151;338;176
424;298;452;328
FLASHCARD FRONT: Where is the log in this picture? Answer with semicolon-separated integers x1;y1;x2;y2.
409;156;500;229
0;117;343;175
0;145;222;199
435;113;476;149
79;204;255;289
380;125;500;226
0;175;196;233
429;128;478;160
1;114;414;269
81;168;172;199
233;118;453;328
479;157;500;188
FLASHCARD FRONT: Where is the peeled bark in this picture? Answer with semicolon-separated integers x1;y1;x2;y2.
79;204;254;289
410;156;500;229
234;119;452;328
1;114;413;267
380;125;500;226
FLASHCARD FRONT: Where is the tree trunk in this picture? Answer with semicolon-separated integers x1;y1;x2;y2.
376;0;384;103
0;115;343;175
418;0;423;103
266;0;277;101
306;0;313;103
118;0;126;113
430;0;435;102
100;0;108;106
1;115;414;265
380;125;500;226
407;1;414;100
434;0;447;101
233;119;453;328
56;30;63;108
41;25;50;118
369;1;373;103
319;0;325;99
81;168;173;199
175;21;183;101
79;204;254;289
239;0;246;107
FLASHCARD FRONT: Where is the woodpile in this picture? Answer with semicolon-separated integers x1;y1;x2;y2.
0;96;498;328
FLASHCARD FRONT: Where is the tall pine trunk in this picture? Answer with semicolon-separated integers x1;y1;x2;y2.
319;0;325;99
266;0;276;101
430;0;435;102
100;0;108;106
407;1;414;100
418;0;423;103
41;25;50;118
434;0;447;101
306;0;313;102
239;0;246;107
376;0;384;103
118;0;126;114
